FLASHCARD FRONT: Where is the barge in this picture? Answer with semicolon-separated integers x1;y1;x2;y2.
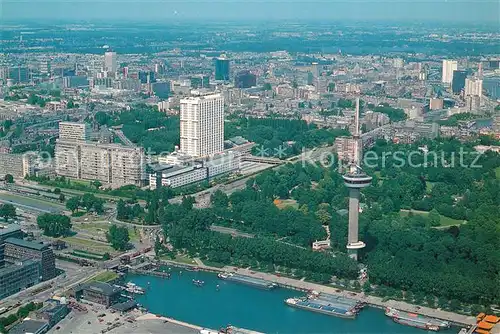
385;307;451;331
217;273;277;290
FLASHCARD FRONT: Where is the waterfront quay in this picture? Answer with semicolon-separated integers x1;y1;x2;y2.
158;260;475;327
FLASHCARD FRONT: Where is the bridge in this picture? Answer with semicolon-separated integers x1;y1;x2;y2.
242;155;283;165
110;129;136;147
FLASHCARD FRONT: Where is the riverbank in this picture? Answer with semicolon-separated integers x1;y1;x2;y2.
158;259;475;327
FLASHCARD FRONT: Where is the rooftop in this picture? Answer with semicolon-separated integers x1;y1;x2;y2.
9;319;48;334
0;224;21;237
0;259;40;276
5;238;49;251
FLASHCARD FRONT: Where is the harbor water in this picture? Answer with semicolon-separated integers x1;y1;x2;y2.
126;269;458;333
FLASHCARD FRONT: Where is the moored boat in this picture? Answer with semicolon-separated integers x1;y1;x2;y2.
285;297;357;319
385;307;450;331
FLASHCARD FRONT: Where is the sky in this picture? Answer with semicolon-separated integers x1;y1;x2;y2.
1;0;499;23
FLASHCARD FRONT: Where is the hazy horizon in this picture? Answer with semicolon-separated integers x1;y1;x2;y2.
1;0;499;23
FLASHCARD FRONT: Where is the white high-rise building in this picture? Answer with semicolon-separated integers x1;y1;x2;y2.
58;122;90;141
104;50;117;73
442;60;458;84
465;78;483;97
180;93;224;158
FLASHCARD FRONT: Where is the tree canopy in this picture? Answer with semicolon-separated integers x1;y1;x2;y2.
37;213;72;237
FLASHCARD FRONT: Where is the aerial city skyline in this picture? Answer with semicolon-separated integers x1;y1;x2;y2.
0;4;498;334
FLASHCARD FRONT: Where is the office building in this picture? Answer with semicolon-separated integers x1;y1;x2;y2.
104;50;117;73
152;81;170;98
442;60;458;84
180;93;224;157
234;70;257;89
190;75;210;89
150;164;207;189
4;238;56;281
451;70;467;94
8;67;29;84
0;259;41;299
62;75;89;89
0;225;23;267
138;71;155;84
215;56;230;81
483;76;500;99
150;151;240;190
58;122;90;141
81;282;120;306
465;78;483;97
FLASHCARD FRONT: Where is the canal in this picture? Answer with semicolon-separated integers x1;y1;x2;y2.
126;269;458;334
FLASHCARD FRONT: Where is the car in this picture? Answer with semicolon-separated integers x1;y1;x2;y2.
55;326;60;330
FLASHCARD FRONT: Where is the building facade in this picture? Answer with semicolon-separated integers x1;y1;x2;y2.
442;60;458;84
55;140;146;187
104;50;117;73
0;259;41;299
215;57;230;81
451;70;467;94
465;78;483;97
81;282;120;306
4;238;56;281
180;93;224;158
58;122;90;142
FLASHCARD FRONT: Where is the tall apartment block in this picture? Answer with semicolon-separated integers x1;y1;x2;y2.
465;78;483;97
58;122;90;141
442;60;458;84
180;93;224;158
55;141;145;187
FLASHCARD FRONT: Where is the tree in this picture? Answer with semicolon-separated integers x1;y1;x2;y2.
211;190;229;208
263;83;272;91
91;180;102;190
4;174;14;183
37;213;72;237
106;225;130;251
59;194;66;203
53;188;61;194
0;204;16;221
428;209;441;226
66;196;81;213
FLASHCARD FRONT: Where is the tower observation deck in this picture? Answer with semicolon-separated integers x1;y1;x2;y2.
342;98;372;260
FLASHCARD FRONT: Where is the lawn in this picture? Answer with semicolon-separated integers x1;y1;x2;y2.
399;210;465;227
86;271;118;283
160;254;197;265
61;236;114;253
426;181;435;193
496;166;500;179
